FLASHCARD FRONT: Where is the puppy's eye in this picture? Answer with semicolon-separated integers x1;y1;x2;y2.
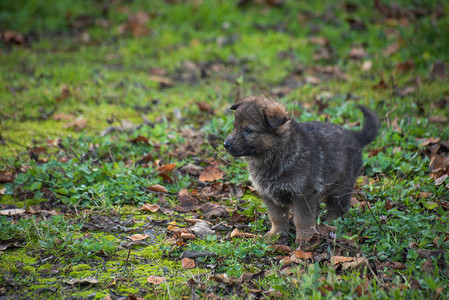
244;127;254;134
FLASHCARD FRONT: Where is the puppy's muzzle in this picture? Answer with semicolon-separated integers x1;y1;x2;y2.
223;137;232;151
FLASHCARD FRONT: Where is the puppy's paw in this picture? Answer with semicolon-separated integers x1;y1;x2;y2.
265;230;289;244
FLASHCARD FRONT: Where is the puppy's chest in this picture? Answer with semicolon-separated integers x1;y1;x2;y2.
249;168;305;205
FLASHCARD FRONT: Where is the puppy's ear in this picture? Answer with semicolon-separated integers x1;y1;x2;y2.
264;102;290;128
230;103;240;110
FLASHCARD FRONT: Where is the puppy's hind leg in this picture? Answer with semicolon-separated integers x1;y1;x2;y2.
326;188;352;222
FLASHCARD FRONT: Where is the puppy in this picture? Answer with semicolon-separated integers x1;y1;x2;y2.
224;95;380;244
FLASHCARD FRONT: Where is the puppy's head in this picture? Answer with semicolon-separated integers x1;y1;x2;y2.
223;95;290;157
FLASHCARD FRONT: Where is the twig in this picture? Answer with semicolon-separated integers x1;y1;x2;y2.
366;198;386;236
125;247;131;268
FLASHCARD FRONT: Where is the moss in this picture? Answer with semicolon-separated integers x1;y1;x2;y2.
71;264;92;272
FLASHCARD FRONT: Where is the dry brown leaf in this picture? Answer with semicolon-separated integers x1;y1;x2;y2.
342;256;369;270
53;113;75;121
230;228;259;238
180;232;196;240
128;136;149;145
148;75;174;87
430;60;447;80
361;60;373;72
199;165;224;182
181;257;196;269
158;163;176;183
196;102;214;114
146;184;168;193
294;250;313;259
349;45;366;59
269;244;291;254
305;75;322;85
0;209;25;216
63;118;87;131
309;36;329;46
118;11;151;37
200;202;229;219
127;234;150;241
383;42;400;56
2;30;25;44
428;116;448;124
55;85;71;102
0;170;14;183
396;60;414;72
184;218;212;225
373;78;387;90
140;203;160;212
64;276;99;285
331;256;354;265
147;275;166;285
157;163;176;174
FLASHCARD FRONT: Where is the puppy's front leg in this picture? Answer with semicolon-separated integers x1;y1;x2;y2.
292;194;319;244
263;198;290;237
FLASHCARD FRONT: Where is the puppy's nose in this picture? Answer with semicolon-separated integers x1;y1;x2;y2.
223;138;231;150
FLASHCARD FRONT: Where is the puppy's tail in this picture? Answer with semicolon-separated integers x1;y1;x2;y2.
351;105;380;147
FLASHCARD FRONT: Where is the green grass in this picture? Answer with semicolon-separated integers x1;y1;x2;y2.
1;0;449;298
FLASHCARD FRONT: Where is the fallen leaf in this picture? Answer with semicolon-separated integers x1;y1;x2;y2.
349;45;366;59
269;244;291;254
304;75;322;85
309;36;329;46
428;116;448;124
128;136;149;145
147;275;166;285
189;221;215;238
200;202;229;219
140;203;160;212
119;11;151;37
2;30;25;45
229;211;254;224
347;18;367;31
181;250;216;259
180;163;203;176
420;137;441;147
430;60;447;80
180;232;196;240
397;86;415;96
63;118;87;131
0;209;25;216
55;85;71;102
361;60;373;72
0;170;14;183
331;256;354;265
64;277;99;285
53;113;75;121
127;234;150;241
181;257;195;269
396;60;414;72
148;75;174;88
157;163;176;182
342;256;369;270
199;165;224;182
373;78;387;90
146;184;168;193
184;218;212;224
383;42;400;56
196;102;214;114
294;250;313;259
230;228;260;238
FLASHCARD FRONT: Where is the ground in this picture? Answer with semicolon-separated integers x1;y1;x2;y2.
1;0;449;299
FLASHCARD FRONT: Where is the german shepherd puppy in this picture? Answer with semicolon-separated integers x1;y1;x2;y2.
224;95;380;244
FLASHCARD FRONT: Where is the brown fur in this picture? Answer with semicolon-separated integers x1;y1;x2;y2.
224;95;380;244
